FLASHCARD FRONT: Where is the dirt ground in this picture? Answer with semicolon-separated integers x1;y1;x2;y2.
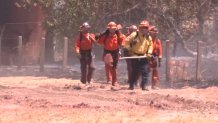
0;66;218;123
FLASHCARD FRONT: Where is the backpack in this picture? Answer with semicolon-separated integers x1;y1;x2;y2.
133;31;150;40
100;30;121;46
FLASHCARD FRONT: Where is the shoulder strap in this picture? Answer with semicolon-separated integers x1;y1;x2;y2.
134;31;139;39
157;39;161;44
146;35;153;54
100;30;109;45
103;34;109;45
116;31;121;46
130;31;139;47
79;32;83;42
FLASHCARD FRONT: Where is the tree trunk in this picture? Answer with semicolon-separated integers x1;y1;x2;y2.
172;0;182;57
45;30;54;63
0;25;5;66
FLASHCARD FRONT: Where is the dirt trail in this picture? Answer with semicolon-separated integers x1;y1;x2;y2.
0;76;217;123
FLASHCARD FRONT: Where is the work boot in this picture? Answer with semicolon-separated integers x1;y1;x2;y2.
151;86;159;90
87;79;93;85
142;86;149;91
129;81;135;90
112;81;118;86
81;81;86;84
135;81;139;87
107;80;112;84
128;86;134;90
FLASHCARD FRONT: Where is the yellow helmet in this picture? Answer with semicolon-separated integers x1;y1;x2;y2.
139;20;150;28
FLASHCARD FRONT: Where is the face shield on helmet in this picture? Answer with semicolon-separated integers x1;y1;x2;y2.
149;26;158;34
80;22;91;33
107;21;117;29
107;21;117;34
139;20;149;28
139;20;150;34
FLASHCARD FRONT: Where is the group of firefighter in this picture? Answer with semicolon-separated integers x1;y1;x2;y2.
74;19;162;91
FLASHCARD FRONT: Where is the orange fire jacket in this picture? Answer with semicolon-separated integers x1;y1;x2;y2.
75;33;95;53
98;33;125;51
152;39;162;58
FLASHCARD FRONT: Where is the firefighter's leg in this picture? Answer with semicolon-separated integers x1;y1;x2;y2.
126;59;132;83
80;58;87;84
151;58;159;89
129;59;140;90
111;67;117;86
135;70;141;87
111;54;118;86
140;58;150;91
152;68;159;89
105;64;112;83
87;58;95;83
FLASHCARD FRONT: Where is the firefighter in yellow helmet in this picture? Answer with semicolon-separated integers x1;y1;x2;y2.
124;20;153;90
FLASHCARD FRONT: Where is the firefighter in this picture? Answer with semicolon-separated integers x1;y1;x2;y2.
97;21;125;86
117;24;123;31
124;25;138;84
149;26;162;89
74;22;96;84
126;25;137;36
125;20;153;90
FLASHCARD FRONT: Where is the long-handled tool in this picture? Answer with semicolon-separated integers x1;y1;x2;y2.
119;55;147;60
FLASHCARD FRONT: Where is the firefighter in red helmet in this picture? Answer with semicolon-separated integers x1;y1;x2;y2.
97;21;126;86
74;22;96;84
149;25;162;89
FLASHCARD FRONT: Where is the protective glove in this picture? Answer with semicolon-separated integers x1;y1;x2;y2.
95;33;101;40
76;52;81;59
158;61;161;67
91;52;96;59
118;49;122;59
147;53;152;60
123;48;127;57
158;58;162;67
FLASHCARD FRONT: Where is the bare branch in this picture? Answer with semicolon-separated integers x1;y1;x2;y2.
97;3;140;21
147;1;197;56
105;3;140;17
95;2;141;30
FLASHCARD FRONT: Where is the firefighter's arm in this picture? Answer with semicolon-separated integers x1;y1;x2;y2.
124;32;135;50
90;33;97;44
158;39;163;59
147;36;153;58
74;36;80;54
95;33;101;40
97;35;106;45
157;39;162;67
119;34;126;47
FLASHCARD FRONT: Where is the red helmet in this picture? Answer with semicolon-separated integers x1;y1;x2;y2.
149;26;158;33
107;21;117;29
80;22;91;29
139;20;150;28
128;25;137;31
